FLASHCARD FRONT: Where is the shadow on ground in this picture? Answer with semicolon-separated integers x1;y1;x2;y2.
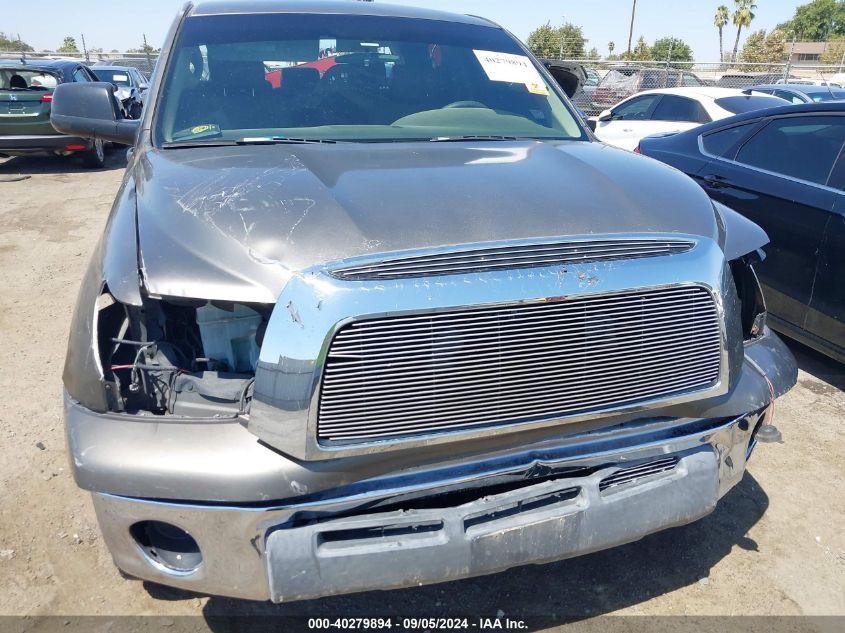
139;472;768;625
0;147;128;176
784;338;844;393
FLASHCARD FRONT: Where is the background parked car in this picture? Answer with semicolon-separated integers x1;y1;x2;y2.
747;83;845;104
90;65;148;118
571;67;600;110
0;59;106;167
591;66;705;112
593;87;786;151
540;59;587;100
639;102;845;363
775;78;843;87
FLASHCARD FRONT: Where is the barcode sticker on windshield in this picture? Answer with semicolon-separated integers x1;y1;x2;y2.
474;50;549;95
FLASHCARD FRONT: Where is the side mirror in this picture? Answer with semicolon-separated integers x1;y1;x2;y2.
138;84;148;92
598;109;613;122
51;82;139;146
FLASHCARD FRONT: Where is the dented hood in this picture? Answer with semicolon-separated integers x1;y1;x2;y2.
134;140;720;302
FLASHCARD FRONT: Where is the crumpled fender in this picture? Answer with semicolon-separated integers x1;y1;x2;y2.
713;199;770;261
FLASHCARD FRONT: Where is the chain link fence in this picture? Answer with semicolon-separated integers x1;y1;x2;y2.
559;60;845;116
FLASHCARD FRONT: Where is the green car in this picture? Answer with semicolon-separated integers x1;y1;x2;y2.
1;59;105;167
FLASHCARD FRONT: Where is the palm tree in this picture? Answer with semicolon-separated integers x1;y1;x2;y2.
714;5;730;63
608;41;615;57
731;0;757;63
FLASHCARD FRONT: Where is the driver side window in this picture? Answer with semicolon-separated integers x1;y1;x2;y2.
612;94;660;121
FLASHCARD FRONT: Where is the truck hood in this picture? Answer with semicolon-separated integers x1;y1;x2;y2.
133;139;720;303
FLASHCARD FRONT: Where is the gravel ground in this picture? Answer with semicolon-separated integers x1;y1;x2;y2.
0;152;842;628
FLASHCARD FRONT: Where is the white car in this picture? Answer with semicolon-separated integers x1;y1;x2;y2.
593;87;788;151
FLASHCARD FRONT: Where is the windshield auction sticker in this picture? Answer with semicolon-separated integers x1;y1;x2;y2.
473;50;549;95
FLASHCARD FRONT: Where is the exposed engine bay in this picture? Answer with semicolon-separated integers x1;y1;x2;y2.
96;293;270;417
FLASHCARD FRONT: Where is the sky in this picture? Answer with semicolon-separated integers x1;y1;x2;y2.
7;0;806;61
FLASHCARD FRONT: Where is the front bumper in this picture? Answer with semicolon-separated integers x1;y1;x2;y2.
90;410;764;602
0;134;91;155
69;329;796;602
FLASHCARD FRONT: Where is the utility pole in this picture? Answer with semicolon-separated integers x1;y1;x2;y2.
626;0;637;58
784;34;796;82
81;33;89;63
142;33;153;71
559;15;566;60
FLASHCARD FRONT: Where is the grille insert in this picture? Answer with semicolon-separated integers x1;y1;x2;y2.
318;286;722;444
599;457;680;492
330;239;695;280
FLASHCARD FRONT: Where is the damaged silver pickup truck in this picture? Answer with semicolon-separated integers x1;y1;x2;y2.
52;0;798;602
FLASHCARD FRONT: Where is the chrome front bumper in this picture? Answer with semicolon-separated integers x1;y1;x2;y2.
90;408;766;603
70;328;795;602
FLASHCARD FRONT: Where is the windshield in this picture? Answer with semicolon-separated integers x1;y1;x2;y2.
715;95;789;114
155;13;584;144
0;68;58;91
92;69;132;86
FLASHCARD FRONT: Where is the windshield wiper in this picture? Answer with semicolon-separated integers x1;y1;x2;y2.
162;139;239;149
235;136;338;145
429;135;521;142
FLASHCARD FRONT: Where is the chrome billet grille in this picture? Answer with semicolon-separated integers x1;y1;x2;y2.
599;457;680;492
318;286;721;444
330;239;694;280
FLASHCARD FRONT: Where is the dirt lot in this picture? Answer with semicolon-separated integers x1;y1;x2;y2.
0;152;843;627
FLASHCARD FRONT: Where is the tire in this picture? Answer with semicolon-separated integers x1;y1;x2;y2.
82;138;105;169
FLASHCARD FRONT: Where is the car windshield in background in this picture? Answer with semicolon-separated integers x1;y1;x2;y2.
155;13;584;144
810;90;845;102
715;95;789;114
91;69;132;86
0;68;58;91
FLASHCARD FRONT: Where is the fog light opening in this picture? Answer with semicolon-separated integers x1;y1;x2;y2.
130;521;202;574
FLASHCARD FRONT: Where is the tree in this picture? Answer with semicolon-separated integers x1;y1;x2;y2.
651;37;694;64
557;23;587;59
630;36;652;61
731;0;758;63
739;29;787;69
587;47;601;60
821;35;845;64
526;22;560;59
57;36;79;53
526;21;586;59
608;41;616;57
778;0;845;40
714;5;730;63
0;32;34;52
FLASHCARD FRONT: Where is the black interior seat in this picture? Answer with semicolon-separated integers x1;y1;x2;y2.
208;59;277;129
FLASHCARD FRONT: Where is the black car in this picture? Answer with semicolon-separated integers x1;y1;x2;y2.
639;102;845;362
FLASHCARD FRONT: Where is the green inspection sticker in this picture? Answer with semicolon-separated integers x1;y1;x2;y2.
172;123;222;140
